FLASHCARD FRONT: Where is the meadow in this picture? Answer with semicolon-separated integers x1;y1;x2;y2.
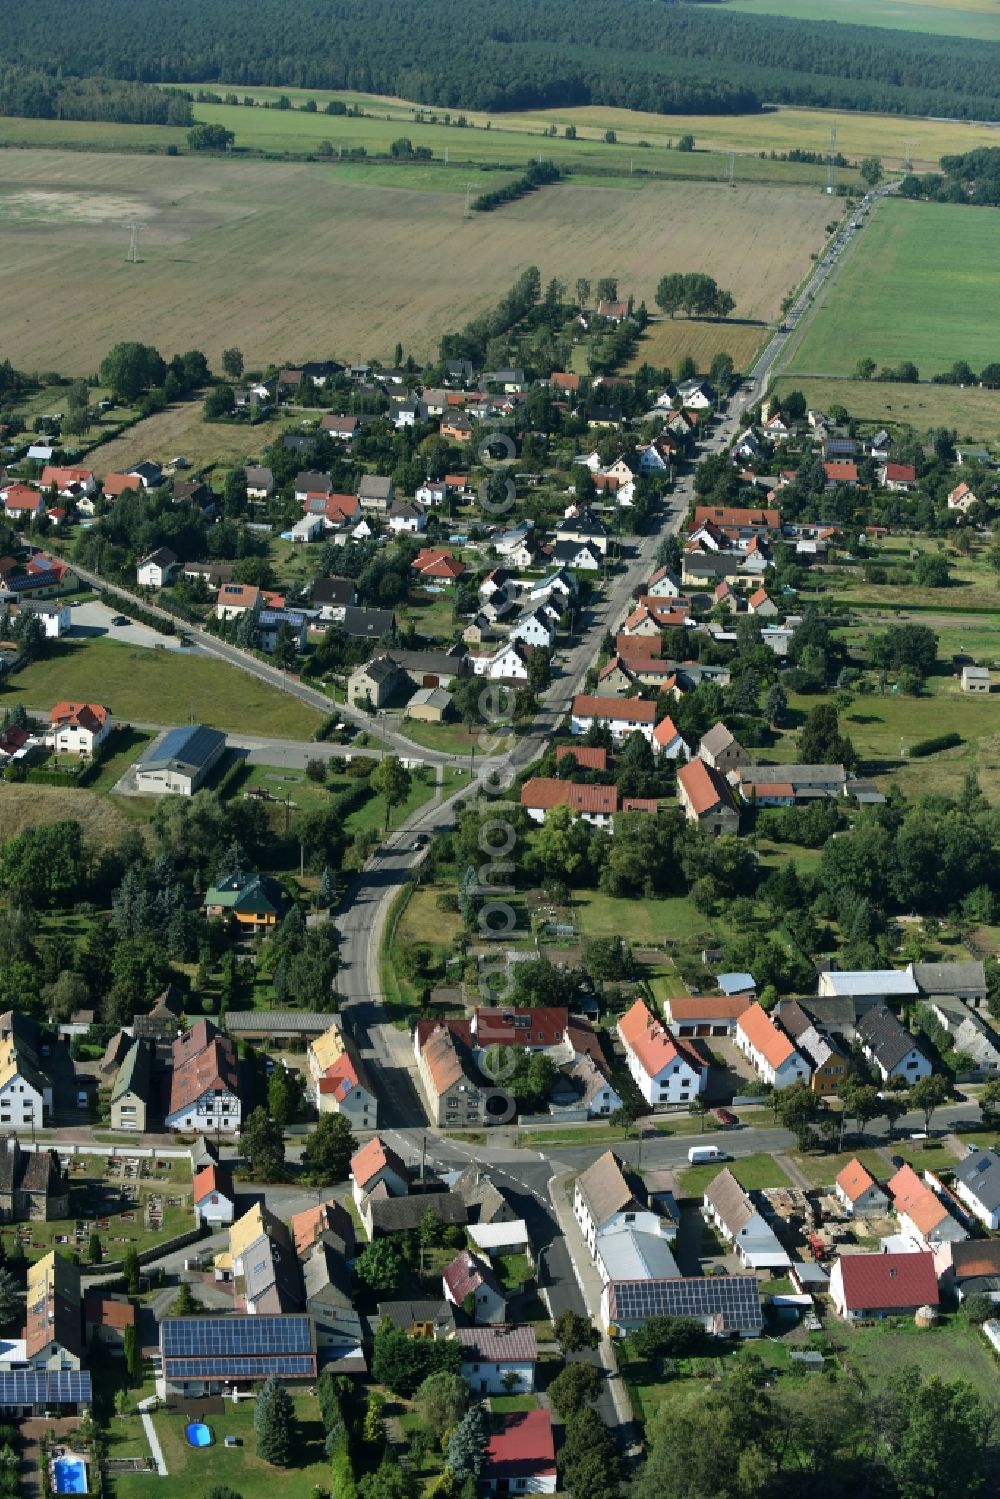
0;150;832;371
722;0;1000;40
770;375;1000;441
787;198;1000;377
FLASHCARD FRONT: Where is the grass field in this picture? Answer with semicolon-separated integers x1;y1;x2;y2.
770;375;1000;441
679;1152;793;1197
723;0;1000;40
787;198;1000;377
6;637;322;737
626;312;769;377
89;401;289;475
0;781;143;844
786;1147;886;1189
0;149;834;371
839;1316;998;1400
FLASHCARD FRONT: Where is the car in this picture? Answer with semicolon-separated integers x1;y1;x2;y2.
412;832;429;848
713;1107;739;1128
110;614;129;626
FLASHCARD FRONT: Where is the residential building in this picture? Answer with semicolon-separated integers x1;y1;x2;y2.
136;548;178;588
573;1151;661;1260
888;1163;968;1250
651;716;689;760
0;1137;69;1223
229;1202;303;1315
365;1192;467;1241
456;1325;537;1395
49;701;111;757
165;1020;241;1134
348;655;407;710
133;724;227;796
350;1136;409;1208
677;758;740;835
216;583;262;621
557;1052;622;1118
411;547;466;584
519;778;618;827
697;722;748;773
961;666;991;693
617;997;707;1107
570;694;656;742
947;481;977;513
311;576;357;621
203;869;284;930
309;1028;377;1131
25;1252;82;1371
856;1007;932;1083
133;984;184;1047
158;1315;316;1398
482;1411;556;1496
934;1239;1000;1301
193;1163;236;1227
442;1250;507;1324
83;1295;136;1350
925;997;1000;1075
453;1167;517;1227
594;1225;679;1287
415;1024;485;1128
601;1274;763;1337
703;1169;791;1270
257;607;309;653
829;1251;938;1321
244;466;275;500
291;1199;355;1261
735;1002;810;1089
303;1242;364;1370
471;1008;569;1057
662;994;751;1038
17;599;70;638
110;1039;152;1132
909;960;988;1009
406;686;453;723
952;1149;1000;1231
0;1014;50;1130
834;1158;889;1218
796;1023;849;1096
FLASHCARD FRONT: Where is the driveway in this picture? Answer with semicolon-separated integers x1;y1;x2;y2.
70;600;185;650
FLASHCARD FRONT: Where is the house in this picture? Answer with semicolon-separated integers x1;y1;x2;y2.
17;599;71;639
925;997;1000;1075
880;463;917;491
229;1202;303;1315
415;1025;485;1130
952;1149;1000;1231
366;1192;467;1242
83;1295;136;1350
471;1008;569;1057
134;724;227;797
947;481;977;513
961;665;991;693
347;655;406;710
519;778;617;828
651;716;689;761
216;582;261;621
193;1163;236;1227
747;587;777;617
311;576;357;622
817;969;920;1010
594;1224;680;1286
570;694;656;742
350;1136;408;1208
3;486;46;523
387;500;427;534
510;609;556;650
453;1167;518;1227
617;997;707;1107
0;1136;69;1223
303;1243;364;1372
834;1158;889;1218
555;510;608;556
341;604;397;641
829;1250;938;1321
293;471;332;504
290;1198;356;1261
290;514;325;544
321;414;359;441
412;548;467;585
573;1151;661;1260
406;686;453;723
136;548;178;588
165;1020;241;1134
442;1250;507;1324
131;984;184;1048
735;1003;809;1089
482;1410;556;1496
49;701;111;757
703;1170;790;1269
102;472;143;501
934;1239;1000;1301
557;1051;623;1118
663;994;751;1038
646;565;683;598
697;722;748;773
257;607;309;654
158;1314;316;1399
40;465;95;496
110;1040;152;1132
357;475;394;513
823;461;859;486
456;1325;537;1395
795;1023;849;1095
310;1035;378;1131
602;1274;763;1338
25;1252;82;1371
598;299;629;323
856;1006;932;1083
909;960;988;1009
0;1015;50;1132
244;465;275;499
181;562;234;588
678;379;715;410
555;743;608;773
691;504;779;540
888;1163;968;1250
677;758;740;835
204;869;284;929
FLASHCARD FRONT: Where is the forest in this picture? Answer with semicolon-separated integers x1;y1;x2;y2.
0;0;997;121
0;67;191;125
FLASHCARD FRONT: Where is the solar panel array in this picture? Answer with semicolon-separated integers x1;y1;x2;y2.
609;1276;763;1331
162;1315;314;1358
0;1370;93;1405
163;1355;316;1378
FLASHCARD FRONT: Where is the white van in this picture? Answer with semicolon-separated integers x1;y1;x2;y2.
687;1144;728;1165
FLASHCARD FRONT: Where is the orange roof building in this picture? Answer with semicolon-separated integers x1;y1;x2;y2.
415;1026;484;1129
520;777;617;822
834;1158;889;1217
676;758;739;833
570;694;656;741
617;997;707;1105
662;994;751;1037
350;1136;409;1197
735;1002;809;1089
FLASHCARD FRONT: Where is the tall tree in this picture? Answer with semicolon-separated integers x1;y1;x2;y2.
254;1375;294;1466
240;1105;286;1180
301;1112;356;1183
371;755;412;831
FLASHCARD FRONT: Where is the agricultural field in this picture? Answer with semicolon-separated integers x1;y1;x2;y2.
0;149;833;371
770;375;1000;441
787;198;1000;377
722;0;1000;40
626;312;768;378
89;401;289;475
3;636;324;738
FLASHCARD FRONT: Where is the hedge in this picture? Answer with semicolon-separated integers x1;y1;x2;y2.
909;731;963;758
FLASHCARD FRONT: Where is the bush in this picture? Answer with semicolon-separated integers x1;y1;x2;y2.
909;732;962;758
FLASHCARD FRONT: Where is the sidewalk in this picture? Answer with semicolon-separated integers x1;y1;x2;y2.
546;1170;640;1456
137;1399;167;1477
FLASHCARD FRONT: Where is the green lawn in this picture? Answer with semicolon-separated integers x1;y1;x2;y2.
770;376;1000;442
786;1147;887;1190
788;199;1000;377
489;1393;540;1414
679;1152;793;1198
77;726;155;792
573;891;704;945
7;637;323;738
341;766;466;839
837;1315;999;1401
228;761;335;815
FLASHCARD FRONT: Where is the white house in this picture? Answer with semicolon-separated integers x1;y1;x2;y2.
456;1326;537;1396
509;609;556;649
49;702;111;758
616;998;707;1107
350;1136;408;1209
482;1411;557;1496
387;502;427;534
651;716;690;761
136;548;179;588
472;641;530;681
856;1006;932;1084
572;1150;663;1261
442;1250;507;1325
0;1028;49;1131
570;694;656;743
703;1169;791;1270
19;600;70;639
830;1250;938;1322
165;1023;241;1134
308;1022;378;1131
192;1164;237;1227
290;514;325;544
952;1149;1000;1231
735;1003;810;1089
887;1163;968;1251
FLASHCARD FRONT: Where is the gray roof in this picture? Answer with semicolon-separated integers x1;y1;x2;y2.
748;764;846;787
139;724;226;775
454;1167;515;1226
242;1231;304;1313
576;1151;643;1227
368;1192;468;1236
224;1011;336;1035
374;1300;455;1336
856;1005;926;1071
911;961;987;997
389;648;466;677
358;475;393;498
408;686;453;711
455;1326;538;1363
822;970;919;998
699;722;740;758
312;577;355;607
782;995;856;1032
704;1168;756;1234
597;1228;680;1281
111;1039;151;1104
953;1150;1000;1213
342;606;396;639
797;1023;845;1070
303;1241;353;1308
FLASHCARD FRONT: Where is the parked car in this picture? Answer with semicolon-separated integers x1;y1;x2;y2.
714;1107;739;1128
111;614;129;626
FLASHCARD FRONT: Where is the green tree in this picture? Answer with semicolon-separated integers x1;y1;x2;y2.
859;156;883;186
883;1372;993;1499
655;273;687;319
371;755;412;832
87;1230;103;1265
856;356;877;380
267;1065;300;1127
171;1281;198;1316
979;1076;1000;1126
446;1405;489;1481
626;1316;702;1360
355;1239;404;1296
254;1375;294;1466
548;1361;601;1417
301;1111;356;1184
363;1390;386;1446
914;553;950;588
553;1308;599;1353
188;122;235;151
677;133;695;151
764;682;787;726
222;348;244;380
123;1322;140;1385
124;1247;140;1295
240;1104;286;1181
799;703;855;770
0;1269;22;1326
41;969;89;1025
204;384;236;419
909;1073;950;1131
98;341;166;404
414;1371;468;1442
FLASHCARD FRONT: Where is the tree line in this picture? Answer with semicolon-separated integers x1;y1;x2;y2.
1;0;998;121
655;272;735;319
471;160;562;213
0;66;191;124
900;145;1000;207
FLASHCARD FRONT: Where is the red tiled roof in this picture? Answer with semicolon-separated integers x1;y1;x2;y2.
666;995;751;1022
4;484;44;511
414;1017;474;1051
652;716;683;748
693;505;780;530
737;1001;797;1070
520;778;617;816
835;1250;938;1311
835;1157;882;1205
102;473;142;496
217;582;261;608
317;1050;365;1102
572;694;656;724
824;462;858;483
41;466;92;488
350;1135;407;1189
618;998;701;1081
443;1248;501;1302
884;463;916;483
83;1295;136;1331
168;1034;238;1117
412;548;466;580
193;1162;235;1205
555;744;608;770
474;1007;568;1048
621;796;658;813
485;1411;556;1482
50;701;109;734
748;588;770;608
677;758;736;817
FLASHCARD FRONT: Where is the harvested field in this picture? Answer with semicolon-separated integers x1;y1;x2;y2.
626;314;768;376
769;375;1000;441
0;151;833;371
0;783;138;846
91;403;288;475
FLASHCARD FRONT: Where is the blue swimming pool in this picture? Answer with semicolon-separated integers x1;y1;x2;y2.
52;1456;88;1494
185;1422;214;1449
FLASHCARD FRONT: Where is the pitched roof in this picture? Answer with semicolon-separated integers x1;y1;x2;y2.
193;1163;235;1205
110;1039;151;1104
572;694;656;724
678;758;737;817
618;997;701;1081
49;701;109;734
704;1167;758;1234
555;744;608;771
350;1136;407;1190
737;1002;797;1070
290;1198;356;1258
26;1251;81;1359
953;1149;1000;1213
443;1249;503;1303
692;505;780;530
910;960;986;996
484;1411;556;1482
520;778;617;816
168;1031;238;1117
857;1006;925;1071
576;1150;643;1227
419;1024;470;1097
473;1008;568;1048
699;721;739;758
83;1294;135;1331
665;994;751;1022
455;1325;538;1363
945;1239;1000;1278
834;1250;938;1311
652;716;684;749
367;1193;467;1235
835;1157;884;1205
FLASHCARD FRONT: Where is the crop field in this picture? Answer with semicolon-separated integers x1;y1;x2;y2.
626;312;769;377
89;402;289;475
787;198;1000;377
770;376;1000;441
0;150;832;371
722;0;1000;40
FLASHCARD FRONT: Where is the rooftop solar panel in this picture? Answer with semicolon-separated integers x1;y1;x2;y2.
0;1370;93;1405
608;1276;763;1331
161;1315;314;1358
